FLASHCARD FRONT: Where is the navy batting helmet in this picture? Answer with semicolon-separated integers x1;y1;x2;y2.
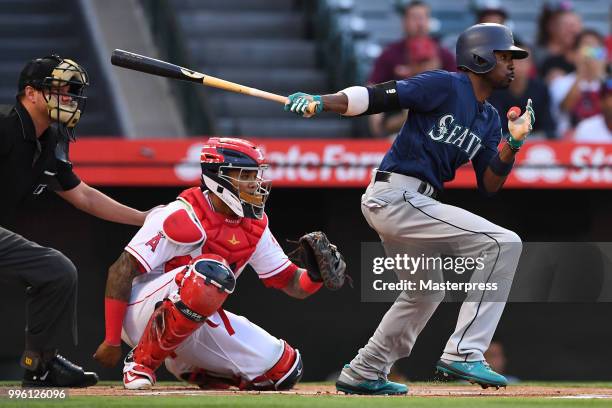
456;23;528;74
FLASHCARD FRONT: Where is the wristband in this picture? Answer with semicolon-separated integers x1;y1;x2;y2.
489;154;514;176
299;271;323;294
104;298;127;346
506;134;524;150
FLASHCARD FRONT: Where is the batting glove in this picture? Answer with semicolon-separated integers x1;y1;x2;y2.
284;92;323;118
507;98;535;149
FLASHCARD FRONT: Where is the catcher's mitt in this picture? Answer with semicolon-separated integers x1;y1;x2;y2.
289;231;348;290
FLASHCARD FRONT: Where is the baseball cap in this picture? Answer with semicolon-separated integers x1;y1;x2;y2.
17;55;62;92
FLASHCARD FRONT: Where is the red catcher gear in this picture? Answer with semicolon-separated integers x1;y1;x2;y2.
249;340;303;390
132;254;235;372
176;186;267;273
162;208;204;245
200;137;271;219
179;340;303;391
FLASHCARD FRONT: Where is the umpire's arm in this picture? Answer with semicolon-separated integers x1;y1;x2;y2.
57;181;147;226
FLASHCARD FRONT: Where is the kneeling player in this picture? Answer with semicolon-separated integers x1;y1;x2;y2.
93;138;346;390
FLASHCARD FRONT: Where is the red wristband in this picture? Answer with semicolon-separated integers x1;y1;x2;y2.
299;271;323;294
104;298;127;346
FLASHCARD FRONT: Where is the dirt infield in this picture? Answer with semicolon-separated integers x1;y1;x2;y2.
34;384;612;398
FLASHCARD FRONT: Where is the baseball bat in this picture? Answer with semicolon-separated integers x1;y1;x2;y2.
110;49;317;114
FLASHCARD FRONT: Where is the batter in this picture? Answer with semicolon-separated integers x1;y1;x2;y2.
284;23;535;394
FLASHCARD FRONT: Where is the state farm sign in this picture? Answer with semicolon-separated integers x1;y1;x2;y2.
261;144;384;185
70;138;612;189
511;144;612;186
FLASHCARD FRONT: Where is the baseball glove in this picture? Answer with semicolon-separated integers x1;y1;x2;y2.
289;231;348;290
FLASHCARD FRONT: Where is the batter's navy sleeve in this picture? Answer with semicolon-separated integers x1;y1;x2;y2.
395;70;454;113
472;109;503;195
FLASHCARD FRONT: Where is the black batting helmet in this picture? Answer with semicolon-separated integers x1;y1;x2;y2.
456;23;528;74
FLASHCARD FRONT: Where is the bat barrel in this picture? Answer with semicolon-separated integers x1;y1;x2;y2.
110;49;290;105
111;49;199;82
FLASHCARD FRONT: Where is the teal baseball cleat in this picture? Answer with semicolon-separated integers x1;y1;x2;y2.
335;364;408;395
436;360;508;389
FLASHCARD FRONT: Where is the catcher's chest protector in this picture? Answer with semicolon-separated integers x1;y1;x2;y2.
179;187;267;273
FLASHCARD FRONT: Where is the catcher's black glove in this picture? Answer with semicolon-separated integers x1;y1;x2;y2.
289;231;348;290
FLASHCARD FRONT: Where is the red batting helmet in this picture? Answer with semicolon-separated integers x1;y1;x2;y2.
200;137;271;219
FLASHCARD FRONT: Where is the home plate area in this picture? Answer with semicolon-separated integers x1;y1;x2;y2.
58;383;612;398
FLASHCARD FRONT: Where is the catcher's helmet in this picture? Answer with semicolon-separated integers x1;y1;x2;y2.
200;137;270;220
456;23;528;74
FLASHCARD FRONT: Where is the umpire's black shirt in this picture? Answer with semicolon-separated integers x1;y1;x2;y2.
0;99;80;228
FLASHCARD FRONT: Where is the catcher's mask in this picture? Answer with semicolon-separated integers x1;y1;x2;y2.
18;54;88;140
200;137;271;219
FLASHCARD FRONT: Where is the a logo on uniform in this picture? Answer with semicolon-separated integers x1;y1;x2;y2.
427;114;484;160
145;231;164;252
32;184;47;195
228;234;240;246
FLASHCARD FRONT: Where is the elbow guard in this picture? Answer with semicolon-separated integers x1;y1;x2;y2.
364;81;401;115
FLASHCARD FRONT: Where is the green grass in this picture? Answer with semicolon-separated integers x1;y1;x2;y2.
2;396;612;408
1;382;612;407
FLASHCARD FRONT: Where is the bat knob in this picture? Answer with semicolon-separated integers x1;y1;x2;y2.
306;101;320;116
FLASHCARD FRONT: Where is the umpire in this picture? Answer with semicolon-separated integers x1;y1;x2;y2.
0;55;148;387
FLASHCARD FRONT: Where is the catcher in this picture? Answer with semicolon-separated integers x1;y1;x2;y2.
93;137;346;390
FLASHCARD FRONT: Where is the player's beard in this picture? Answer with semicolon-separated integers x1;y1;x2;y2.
485;72;512;90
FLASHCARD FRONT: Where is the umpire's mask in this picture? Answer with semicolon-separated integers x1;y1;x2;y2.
18;55;89;140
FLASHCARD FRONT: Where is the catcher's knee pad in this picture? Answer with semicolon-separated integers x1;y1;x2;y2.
173;254;236;318
249;340;303;391
134;254;235;371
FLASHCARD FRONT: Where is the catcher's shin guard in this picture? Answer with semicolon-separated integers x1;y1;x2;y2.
132;298;202;372
131;255;235;376
248;340;303;391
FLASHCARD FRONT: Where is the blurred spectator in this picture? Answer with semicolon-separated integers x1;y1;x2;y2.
550;30;608;137
369;1;455;84
489;42;556;139
484;340;520;383
474;0;508;25
367;1;455;137
574;78;612;143
379;37;443;136
536;3;583;83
